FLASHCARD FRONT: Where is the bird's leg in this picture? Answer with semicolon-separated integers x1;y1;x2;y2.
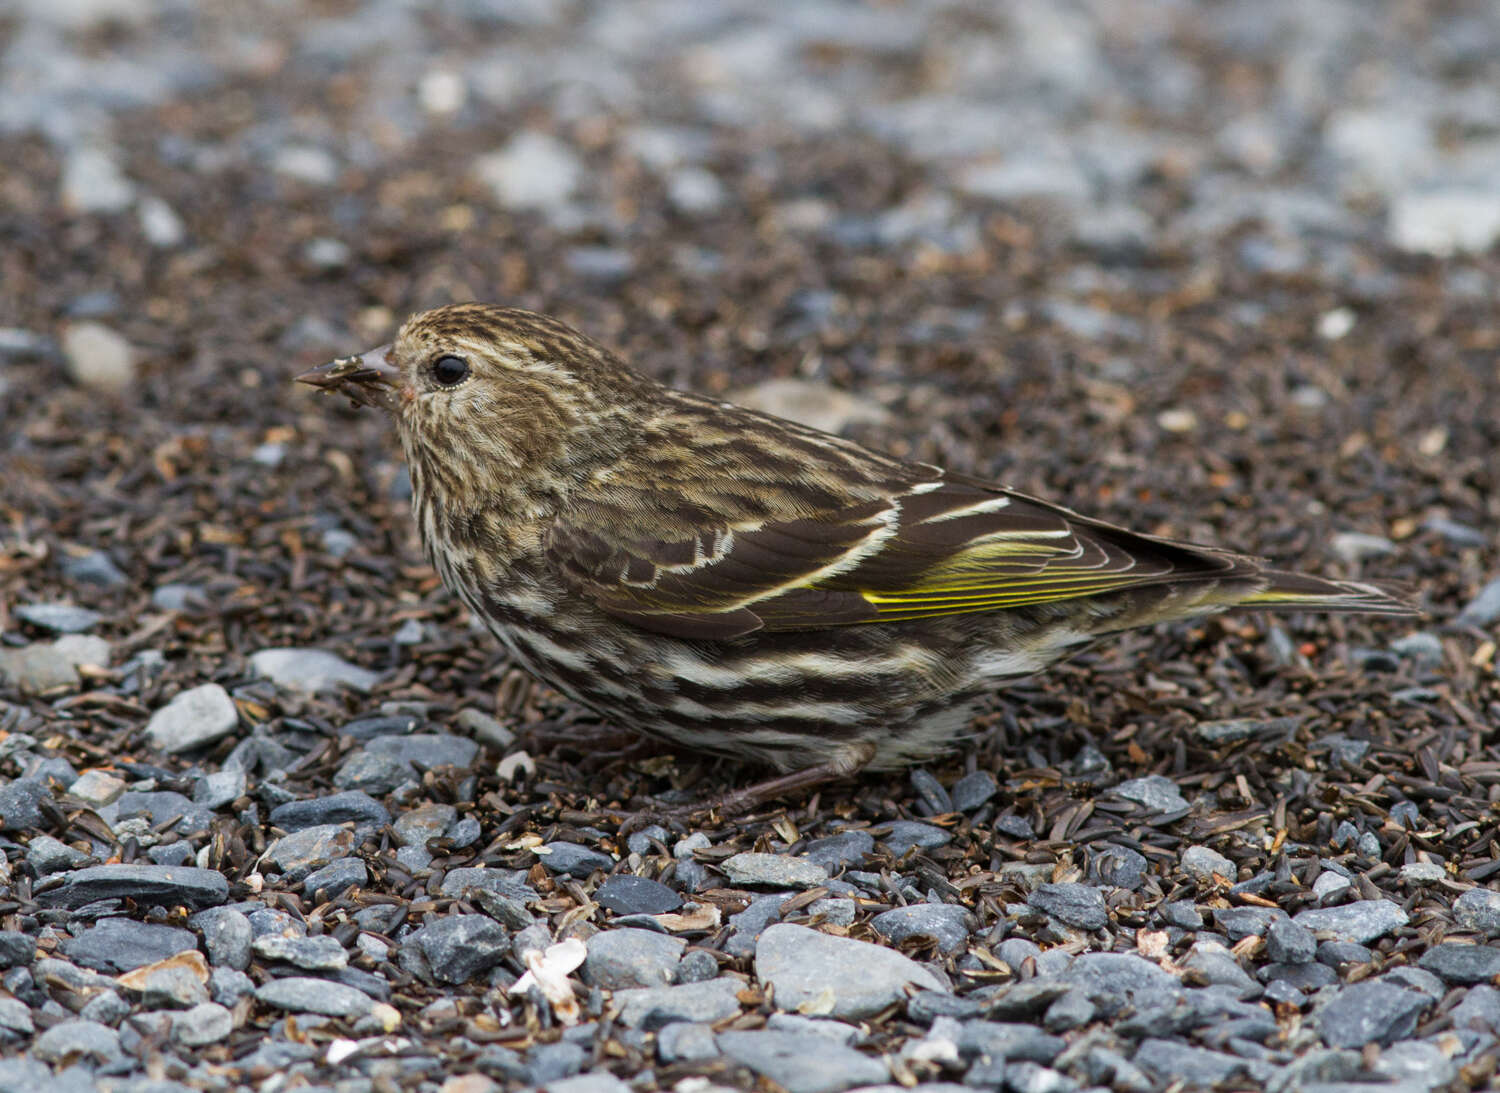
663;742;878;819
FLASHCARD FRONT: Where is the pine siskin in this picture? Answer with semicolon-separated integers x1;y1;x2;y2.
299;304;1414;808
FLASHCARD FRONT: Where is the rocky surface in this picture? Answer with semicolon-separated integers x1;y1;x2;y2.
0;0;1497;1091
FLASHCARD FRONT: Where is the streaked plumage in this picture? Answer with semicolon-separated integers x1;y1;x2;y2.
299;303;1414;804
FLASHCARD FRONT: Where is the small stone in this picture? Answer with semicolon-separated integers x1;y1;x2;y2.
115;950;210;1007
657;1021;718;1063
808;898;856;927
612;976;744;1028
950;771;998;811
1418;942;1500;984
61;918;197;973
1213;906;1285;940
1330;531;1396;563
145;683;239;754
879;820;952;856
333;750;412;794
13;603;102;633
1398;861;1445;886
303;858;368;900
250;648;380;692
0;932;33;970
61;321;135;393
191;907;252;970
1318;940;1374;969
138;195;185;247
1312;870;1353;901
1180;845;1235;885
172;1001;232;1045
36;864;228;909
0;635;111;692
909;769;953;814
474;131;581;212
1389;189;1500;257
1160;901;1203;929
1044;989;1095;1032
798;830;874;871
399;915;510;984
25;833;90;875
730;379;891;436
392;802;456;847
1456;889;1500;936
717;1029;888;1093
540;841;613;878
723;852;828;889
958;1021;1068;1063
1133;1039;1248;1086
1195;716;1297;744
1451;983;1500;1033
596;874;682;916
32;1018;121;1064
1293;900;1408;944
273;145;339;185
366;732;480;770
68;769;126;806
254;976;376;1017
1091;845;1148;890
1028;883;1108;931
1112;775;1188;813
871;903;972;954
193;768;246;811
1454;577;1500;628
756;922;944;1019
77;989;127;1026
1316;981;1429;1047
260;824;356;883
582;928;685;990
254;934;349;971
438;866;538;905
455;707;515;751
675;949;719;984
1265;918;1317;965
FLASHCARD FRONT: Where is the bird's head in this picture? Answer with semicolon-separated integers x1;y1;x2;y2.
298;303;648;512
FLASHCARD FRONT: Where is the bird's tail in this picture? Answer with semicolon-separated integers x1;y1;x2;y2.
1236;569;1418;616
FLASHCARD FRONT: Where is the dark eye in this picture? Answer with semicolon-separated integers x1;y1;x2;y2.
431;354;469;386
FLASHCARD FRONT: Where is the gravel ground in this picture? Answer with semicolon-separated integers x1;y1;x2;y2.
2;2;1499;1091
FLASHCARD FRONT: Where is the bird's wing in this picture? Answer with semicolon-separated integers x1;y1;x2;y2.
545;467;1251;641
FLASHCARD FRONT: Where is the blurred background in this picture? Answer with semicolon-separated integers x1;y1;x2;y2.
1;0;1495;660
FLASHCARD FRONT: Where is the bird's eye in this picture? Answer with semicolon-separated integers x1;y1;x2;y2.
431;354;470;386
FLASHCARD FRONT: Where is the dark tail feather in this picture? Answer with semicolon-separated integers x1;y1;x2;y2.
1236;569;1418;616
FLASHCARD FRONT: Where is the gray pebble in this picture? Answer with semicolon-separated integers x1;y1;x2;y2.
625;824;670;857
1265;918;1317;965
1213;907;1286;940
253;933;348;971
799;830;874;871
1133;1039;1250;1086
209;967;255;1007
333;750;412;794
596;874;681;915
950;770;997;811
675;949;719;984
1454;888;1500;935
261;824;355;882
78;990;129;1026
1044;989;1096;1032
1028;883;1108;931
725;893;787;957
1417;942;1500;984
756;923;944;1019
26;834;92;875
871;903;972;954
144;683;239;754
1316;981;1429;1047
526;1040;586;1084
879;820;952;856
60;550;127;588
399;914;510;984
36;864;228;909
1454;576;1500;627
190;907;252;970
1111;775;1189;813
1381;965;1446;998
392;802;457;847
60;918;197;973
171;1001;233;1046
193;768;246;810
32;1018;121;1064
612;977;744;1028
1293;900;1408;944
270;790;390;833
13;603;102;633
1180;845;1236;884
254;976;376;1017
723;852;828;889
1160;902;1203;929
1450;983;1500;1033
250;647;381;692
454;707;515;751
718;1028;887;1093
909;768;952;813
541;841;614;878
366;732;479;770
1259;962;1337;991
303;857;368;900
0;779;50;832
582;927;684;990
439;866;539;905
657;1020;718;1062
1091;845;1148;890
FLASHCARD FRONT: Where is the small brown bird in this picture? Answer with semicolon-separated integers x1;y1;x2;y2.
299;304;1413;809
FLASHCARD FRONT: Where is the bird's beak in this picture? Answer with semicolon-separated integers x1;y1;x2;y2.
295;344;401;412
